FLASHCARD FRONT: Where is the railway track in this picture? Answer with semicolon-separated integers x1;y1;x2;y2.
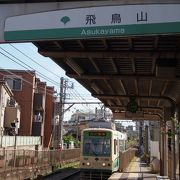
43;169;80;180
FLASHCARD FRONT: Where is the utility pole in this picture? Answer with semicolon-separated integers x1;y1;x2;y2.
57;77;73;149
58;77;65;149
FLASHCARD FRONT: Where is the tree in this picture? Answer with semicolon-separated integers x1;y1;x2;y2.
63;135;80;148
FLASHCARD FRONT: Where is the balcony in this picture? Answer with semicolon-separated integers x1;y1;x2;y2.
33;93;45;111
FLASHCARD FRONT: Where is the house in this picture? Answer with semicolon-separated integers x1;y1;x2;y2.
0;69;55;148
0;80;19;135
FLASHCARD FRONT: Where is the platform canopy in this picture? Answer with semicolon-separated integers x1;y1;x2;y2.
3;1;180;120
35;34;180;120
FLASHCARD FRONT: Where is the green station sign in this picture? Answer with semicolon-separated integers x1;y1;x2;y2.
4;4;180;41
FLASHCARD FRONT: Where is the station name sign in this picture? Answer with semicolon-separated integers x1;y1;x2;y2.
4;4;180;41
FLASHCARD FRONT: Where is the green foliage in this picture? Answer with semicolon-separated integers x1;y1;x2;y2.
141;153;150;164
161;117;180;136
74;138;80;148
63;135;80;148
126;137;136;148
63;135;74;144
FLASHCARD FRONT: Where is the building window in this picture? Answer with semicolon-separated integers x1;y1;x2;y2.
33;113;42;122
4;77;22;91
114;139;117;155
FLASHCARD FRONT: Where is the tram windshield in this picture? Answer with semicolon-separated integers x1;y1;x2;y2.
83;131;111;156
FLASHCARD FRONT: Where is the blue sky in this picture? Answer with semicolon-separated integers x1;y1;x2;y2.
0;42;101;121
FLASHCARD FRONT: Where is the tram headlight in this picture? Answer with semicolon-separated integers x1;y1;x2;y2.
102;163;106;167
86;162;90;166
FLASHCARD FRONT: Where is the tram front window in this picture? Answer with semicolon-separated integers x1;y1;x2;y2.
83;137;111;156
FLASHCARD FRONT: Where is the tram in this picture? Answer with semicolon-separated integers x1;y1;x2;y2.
80;127;127;179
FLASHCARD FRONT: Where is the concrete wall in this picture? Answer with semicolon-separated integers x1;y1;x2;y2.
4;106;20;128
150;140;160;159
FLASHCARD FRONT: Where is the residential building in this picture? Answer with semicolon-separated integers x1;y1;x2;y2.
44;86;55;148
69;110;96;125
0;69;55;148
0;80;18;134
0;70;36;136
68;109;112;125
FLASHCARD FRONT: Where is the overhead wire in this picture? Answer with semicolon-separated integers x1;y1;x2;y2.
0;67;56;97
64;79;99;108
9;44;99;105
9;44;97;105
0;68;97;120
0;44;102;112
0;46;60;86
67;89;99;112
10;44;61;79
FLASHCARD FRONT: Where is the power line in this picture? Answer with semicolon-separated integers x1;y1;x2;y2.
1;44;99;107
0;45;102;111
68;90;93;111
10;44;61;79
0;46;93;105
0;67;56;97
0;47;60;86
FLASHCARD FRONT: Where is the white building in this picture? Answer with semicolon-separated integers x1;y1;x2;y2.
0;81;13;131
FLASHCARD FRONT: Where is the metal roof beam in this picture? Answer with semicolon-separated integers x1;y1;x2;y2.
89;57;101;73
54;41;63;50
65;58;84;75
66;73;180;81
148;80;152;106
157;81;169;106
107;105;163;111
118;80;126;95
110;58;118;73
39;51;180;58
77;40;85;49
92;94;176;105
104;79;114;93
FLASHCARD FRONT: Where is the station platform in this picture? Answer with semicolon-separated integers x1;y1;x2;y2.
109;157;157;180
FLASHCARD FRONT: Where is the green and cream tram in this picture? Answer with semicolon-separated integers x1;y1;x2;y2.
80;128;127;179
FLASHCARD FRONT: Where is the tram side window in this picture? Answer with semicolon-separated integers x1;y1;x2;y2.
103;139;111;155
114;139;117;155
119;140;125;151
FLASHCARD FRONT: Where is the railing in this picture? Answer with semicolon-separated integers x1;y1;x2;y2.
0;136;41;147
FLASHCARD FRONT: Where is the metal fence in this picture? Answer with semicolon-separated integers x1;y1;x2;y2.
0;136;41;147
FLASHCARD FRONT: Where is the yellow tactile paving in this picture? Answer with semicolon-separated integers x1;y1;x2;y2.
128;173;140;178
109;156;157;180
125;156;140;172
108;173;123;180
